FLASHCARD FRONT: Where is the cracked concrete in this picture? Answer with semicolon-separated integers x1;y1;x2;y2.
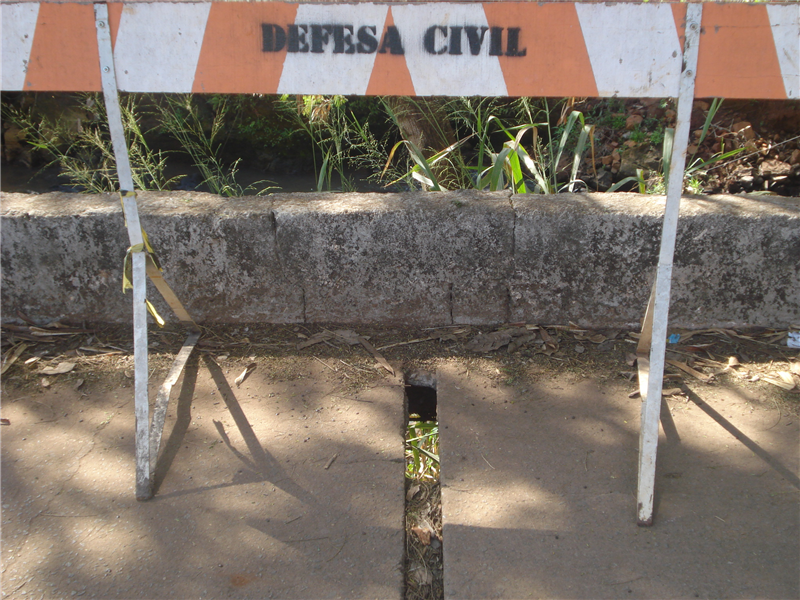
1;190;798;328
1;359;406;599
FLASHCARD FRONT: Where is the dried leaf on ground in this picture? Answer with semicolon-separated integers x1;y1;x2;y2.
762;372;796;391
376;336;437;351
407;484;421;501
29;326;89;337
662;388;684;397
297;331;333;350
466;331;514;353
234;362;257;387
411;526;432;546
539;328;558;351
411;565;432;586
572;330;607;344
356;336;395;376
508;333;537;353
40;362;76;375
333;330;362;346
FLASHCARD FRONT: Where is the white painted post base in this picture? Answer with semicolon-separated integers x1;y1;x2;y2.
132;252;151;500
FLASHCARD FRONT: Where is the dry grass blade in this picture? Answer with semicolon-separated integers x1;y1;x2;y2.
357;336;395;376
666;359;713;383
377;337;437;351
1;343;28;375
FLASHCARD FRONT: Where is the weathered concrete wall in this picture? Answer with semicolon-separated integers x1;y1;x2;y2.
1;190;798;328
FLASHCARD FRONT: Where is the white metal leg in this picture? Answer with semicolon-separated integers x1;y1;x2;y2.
636;3;703;526
95;3;198;500
132;251;151;499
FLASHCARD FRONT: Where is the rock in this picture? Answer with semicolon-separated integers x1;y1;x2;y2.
625;115;643;131
665;109;677;120
584;169;614;192
789;149;800;165
646;104;666;120
758;159;792;177
591;170;614;191
732;121;756;141
693;100;710;111
619;144;662;177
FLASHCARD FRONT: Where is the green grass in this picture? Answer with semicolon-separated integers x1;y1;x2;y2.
406;421;439;481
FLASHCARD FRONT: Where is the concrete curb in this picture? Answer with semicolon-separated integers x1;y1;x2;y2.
1;190;798;328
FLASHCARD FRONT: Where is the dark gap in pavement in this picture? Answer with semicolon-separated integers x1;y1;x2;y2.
404;372;443;600
407;385;438;422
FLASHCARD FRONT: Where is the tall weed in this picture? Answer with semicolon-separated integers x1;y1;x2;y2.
3;93;176;193
278;95;357;192
154;95;274;196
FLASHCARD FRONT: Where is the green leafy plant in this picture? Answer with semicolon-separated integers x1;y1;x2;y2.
381;98;595;194
378;97;471;190
497;102;594;194
629;127;647;144
655;99;744;193
405;421;439;481
382;136;470;191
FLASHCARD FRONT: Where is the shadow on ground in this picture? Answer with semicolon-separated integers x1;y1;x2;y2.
2;342;798;599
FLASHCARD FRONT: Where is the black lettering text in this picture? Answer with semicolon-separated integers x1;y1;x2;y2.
357;25;378;53
262;23;286;52
464;26;488;55
287;24;309;53
448;26;463;55
505;27;526;57
378;26;404;55
489;27;503;56
310;24;333;53
332;25;355;54
423;25;448;55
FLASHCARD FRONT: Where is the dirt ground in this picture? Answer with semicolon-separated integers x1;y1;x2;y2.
1;323;798;599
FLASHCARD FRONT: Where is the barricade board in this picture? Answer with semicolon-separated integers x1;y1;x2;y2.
2;1;798;98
